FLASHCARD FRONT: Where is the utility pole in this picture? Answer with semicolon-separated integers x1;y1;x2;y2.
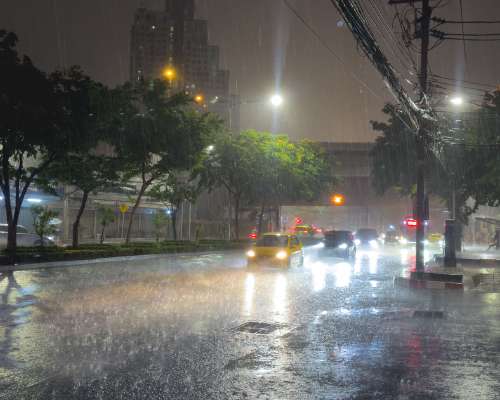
416;0;431;271
390;0;431;271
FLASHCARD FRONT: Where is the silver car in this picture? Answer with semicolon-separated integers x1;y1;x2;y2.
0;224;55;248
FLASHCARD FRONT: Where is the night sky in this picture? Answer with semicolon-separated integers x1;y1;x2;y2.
2;0;500;142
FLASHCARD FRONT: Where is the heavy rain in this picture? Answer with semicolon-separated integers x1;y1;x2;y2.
2;1;500;399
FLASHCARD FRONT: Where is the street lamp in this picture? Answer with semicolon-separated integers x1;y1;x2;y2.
449;96;464;107
270;94;284;108
194;94;205;105
163;67;176;81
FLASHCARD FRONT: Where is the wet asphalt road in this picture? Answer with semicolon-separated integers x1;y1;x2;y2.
1;246;500;399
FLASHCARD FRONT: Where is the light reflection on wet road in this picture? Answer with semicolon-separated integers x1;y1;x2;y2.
1;246;500;399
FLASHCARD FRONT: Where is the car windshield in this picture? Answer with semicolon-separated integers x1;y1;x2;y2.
325;231;351;242
356;229;378;240
256;236;288;247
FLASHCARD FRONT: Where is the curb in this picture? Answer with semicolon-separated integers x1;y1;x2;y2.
434;256;500;266
394;276;464;290
0;249;240;273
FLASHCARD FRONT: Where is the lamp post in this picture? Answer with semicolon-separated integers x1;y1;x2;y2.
444;94;466;267
210;93;285;132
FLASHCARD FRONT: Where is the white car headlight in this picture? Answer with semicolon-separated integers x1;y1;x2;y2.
354;239;361;246
399;238;408;245
276;250;288;260
246;250;256;258
369;240;379;249
423;239;429;245
338;243;348;249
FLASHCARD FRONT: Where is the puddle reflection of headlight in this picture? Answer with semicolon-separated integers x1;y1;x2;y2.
246;250;256;258
369;240;379;249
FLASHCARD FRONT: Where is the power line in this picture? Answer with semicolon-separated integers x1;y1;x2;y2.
458;0;468;78
430;73;498;89
281;0;385;104
327;0;420;125
365;0;418;78
433;17;500;25
431;31;500;41
436;32;500;37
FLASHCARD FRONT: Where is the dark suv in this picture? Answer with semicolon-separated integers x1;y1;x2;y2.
323;230;356;259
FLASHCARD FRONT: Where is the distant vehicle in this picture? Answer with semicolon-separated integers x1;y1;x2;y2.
247;228;258;240
354;228;379;249
246;233;303;268
293;225;315;236
384;230;401;244
0;224;55;248
323;230;356;259
427;232;444;248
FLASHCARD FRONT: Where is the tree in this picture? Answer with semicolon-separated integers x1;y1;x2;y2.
243;132;332;232
456;91;500;210
36;83;126;248
31;206;59;247
148;174;198;240
114;80;221;244
0;31;94;257
152;210;169;242
195;131;259;239
97;206;116;244
196;130;333;237
370;102;496;248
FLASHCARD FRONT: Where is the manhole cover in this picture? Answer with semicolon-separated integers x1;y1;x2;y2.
413;310;445;319
235;321;284;334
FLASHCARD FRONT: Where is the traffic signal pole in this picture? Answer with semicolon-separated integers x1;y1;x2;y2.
389;0;431;271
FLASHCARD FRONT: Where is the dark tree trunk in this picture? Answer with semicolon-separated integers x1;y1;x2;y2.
234;194;240;240
72;191;89;248
7;203;22;263
171;209;178;241
100;225;106;244
257;204;265;235
125;182;148;244
275;206;281;232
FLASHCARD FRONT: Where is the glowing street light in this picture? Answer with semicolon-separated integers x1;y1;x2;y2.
270;94;284;108
163;67;176;81
194;94;205;104
450;96;464;107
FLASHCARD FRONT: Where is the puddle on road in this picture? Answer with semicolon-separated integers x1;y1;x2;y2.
234;321;286;334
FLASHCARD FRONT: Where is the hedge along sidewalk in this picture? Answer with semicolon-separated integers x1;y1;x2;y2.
0;241;249;272
0;249;245;273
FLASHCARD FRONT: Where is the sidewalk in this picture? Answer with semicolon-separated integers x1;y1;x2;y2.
433;244;500;266
426;245;500;290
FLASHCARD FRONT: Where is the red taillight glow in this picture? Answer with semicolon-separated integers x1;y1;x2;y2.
248;233;257;239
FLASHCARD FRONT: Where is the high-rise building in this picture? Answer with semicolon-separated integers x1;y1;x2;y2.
129;0;237;129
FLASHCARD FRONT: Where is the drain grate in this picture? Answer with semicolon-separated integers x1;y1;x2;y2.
235;321;284;334
412;310;445;319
